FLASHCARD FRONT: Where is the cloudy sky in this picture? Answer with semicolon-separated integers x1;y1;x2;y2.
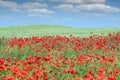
0;0;120;27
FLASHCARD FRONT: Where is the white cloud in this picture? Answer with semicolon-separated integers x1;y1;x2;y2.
0;0;47;8
22;2;47;9
27;8;54;17
50;0;105;4
36;0;43;1
28;9;54;14
0;0;19;8
12;8;21;12
76;4;120;13
0;0;54;17
54;4;78;12
87;13;106;16
51;0;120;14
28;14;51;17
0;16;9;20
54;4;120;13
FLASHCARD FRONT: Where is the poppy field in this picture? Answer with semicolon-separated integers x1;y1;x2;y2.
0;31;120;80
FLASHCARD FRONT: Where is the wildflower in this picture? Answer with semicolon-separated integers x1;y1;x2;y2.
0;65;6;71
108;76;115;80
0;58;4;65
67;69;78;74
7;76;14;80
109;58;114;62
77;55;85;61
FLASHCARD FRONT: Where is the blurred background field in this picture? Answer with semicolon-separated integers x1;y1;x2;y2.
0;25;120;37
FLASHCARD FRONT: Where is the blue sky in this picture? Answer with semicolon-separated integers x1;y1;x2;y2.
0;0;120;27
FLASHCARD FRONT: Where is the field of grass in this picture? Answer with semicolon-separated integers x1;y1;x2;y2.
0;25;120;37
0;25;120;80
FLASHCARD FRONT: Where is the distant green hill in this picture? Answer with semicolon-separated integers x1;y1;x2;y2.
0;24;120;37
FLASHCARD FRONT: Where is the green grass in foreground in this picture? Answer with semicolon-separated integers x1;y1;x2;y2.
0;24;120;37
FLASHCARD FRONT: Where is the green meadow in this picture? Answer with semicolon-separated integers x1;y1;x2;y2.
0;25;120;79
0;25;120;37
